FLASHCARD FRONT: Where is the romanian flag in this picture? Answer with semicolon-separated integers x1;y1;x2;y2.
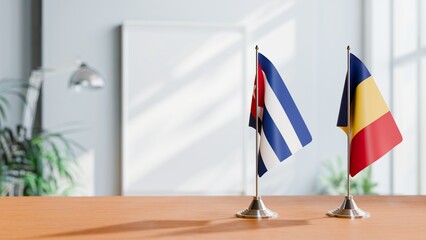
249;53;312;177
337;53;402;177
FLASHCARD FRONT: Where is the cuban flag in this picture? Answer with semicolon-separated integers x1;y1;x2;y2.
249;53;312;177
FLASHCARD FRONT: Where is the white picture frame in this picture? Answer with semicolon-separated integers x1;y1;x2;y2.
121;21;249;195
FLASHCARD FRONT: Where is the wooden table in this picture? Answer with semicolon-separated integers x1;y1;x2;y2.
0;196;425;239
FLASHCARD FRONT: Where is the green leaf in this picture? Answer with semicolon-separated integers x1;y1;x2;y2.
319;157;378;195
24;173;38;194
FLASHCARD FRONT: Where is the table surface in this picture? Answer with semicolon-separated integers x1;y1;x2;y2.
0;195;425;239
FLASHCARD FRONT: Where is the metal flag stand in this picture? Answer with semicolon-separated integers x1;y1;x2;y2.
236;45;277;219
326;46;370;219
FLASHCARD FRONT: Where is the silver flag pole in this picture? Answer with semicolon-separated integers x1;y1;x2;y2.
327;46;369;219
236;45;277;219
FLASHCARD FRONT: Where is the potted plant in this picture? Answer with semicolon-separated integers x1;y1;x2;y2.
0;79;81;196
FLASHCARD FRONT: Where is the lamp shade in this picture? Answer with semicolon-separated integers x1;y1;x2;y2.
69;63;105;90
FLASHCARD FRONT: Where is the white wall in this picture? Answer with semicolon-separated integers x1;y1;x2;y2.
364;0;393;194
365;0;426;195
42;0;363;195
0;0;32;127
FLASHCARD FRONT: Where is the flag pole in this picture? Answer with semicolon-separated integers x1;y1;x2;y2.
236;45;277;219
327;46;369;219
346;45;351;198
255;45;259;198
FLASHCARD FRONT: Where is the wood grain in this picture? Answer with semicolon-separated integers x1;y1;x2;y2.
0;196;425;239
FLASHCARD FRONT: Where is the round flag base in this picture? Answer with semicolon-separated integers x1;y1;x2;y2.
236;196;278;219
327;195;370;219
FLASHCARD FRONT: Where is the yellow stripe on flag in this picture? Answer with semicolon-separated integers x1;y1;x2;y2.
351;76;389;138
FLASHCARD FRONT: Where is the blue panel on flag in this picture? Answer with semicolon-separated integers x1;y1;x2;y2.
262;107;292;160
337;53;373;127
249;52;312;177
258;53;312;146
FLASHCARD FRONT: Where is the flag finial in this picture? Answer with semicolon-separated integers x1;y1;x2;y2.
255;45;259;50
347;45;351;51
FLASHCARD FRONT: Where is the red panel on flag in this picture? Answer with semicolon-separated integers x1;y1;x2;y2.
250;63;265;118
350;111;403;176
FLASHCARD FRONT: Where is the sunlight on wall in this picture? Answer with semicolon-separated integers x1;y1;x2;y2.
123;24;245;195
393;62;418;194
172;31;244;79
393;0;417;58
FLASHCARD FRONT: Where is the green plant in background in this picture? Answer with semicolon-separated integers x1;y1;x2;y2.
0;126;82;196
319;156;378;195
0;79;81;196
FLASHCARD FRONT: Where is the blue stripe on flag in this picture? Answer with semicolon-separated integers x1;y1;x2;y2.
262;107;292;161
258;153;267;177
337;53;372;127
350;53;371;86
258;53;312;146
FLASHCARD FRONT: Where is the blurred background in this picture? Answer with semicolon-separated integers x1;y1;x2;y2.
0;0;424;196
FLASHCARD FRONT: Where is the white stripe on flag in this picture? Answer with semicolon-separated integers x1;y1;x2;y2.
259;128;281;170
263;74;303;154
